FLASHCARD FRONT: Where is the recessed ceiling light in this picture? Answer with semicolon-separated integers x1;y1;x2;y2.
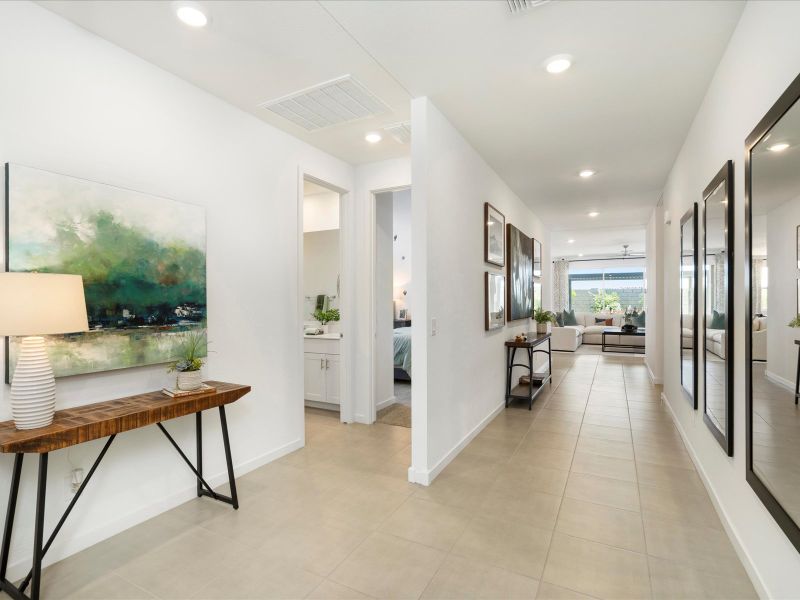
588;211;599;218
579;169;595;178
365;132;382;144
568;239;575;244
544;54;572;74
768;142;790;152
578;253;584;257
175;2;208;27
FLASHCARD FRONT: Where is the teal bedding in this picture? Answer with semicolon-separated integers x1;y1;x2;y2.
393;328;412;374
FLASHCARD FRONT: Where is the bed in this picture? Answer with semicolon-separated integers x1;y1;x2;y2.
393;327;412;381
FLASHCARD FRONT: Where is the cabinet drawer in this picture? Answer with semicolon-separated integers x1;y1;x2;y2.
303;338;341;355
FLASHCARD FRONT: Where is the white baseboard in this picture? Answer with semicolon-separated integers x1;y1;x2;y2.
407;401;505;486
376;395;396;411
645;360;663;384
5;437;303;582
660;392;768;599
765;369;795;392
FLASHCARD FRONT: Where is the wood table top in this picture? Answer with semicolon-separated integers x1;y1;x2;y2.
505;332;551;348
0;381;251;454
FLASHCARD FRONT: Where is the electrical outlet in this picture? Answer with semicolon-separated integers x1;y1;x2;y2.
70;468;84;494
431;318;437;336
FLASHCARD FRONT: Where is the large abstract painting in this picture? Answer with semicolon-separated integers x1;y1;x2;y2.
5;164;207;380
506;223;533;321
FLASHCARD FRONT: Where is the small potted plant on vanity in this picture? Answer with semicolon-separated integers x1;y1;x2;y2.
313;308;340;334
169;330;207;391
533;307;556;335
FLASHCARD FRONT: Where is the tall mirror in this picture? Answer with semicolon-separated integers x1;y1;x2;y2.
746;73;800;552
680;204;698;408
703;161;734;456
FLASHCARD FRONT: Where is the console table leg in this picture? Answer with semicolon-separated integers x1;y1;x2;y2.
219;406;238;510
32;453;48;600
0;453;23;583
196;412;203;498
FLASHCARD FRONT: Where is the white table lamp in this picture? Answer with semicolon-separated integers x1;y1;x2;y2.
0;273;89;430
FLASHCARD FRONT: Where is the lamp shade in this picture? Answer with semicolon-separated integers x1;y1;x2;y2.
0;273;89;336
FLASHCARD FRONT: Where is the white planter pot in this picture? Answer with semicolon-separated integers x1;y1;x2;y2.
176;370;203;391
536;323;550;335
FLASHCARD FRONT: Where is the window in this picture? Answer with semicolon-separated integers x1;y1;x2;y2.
569;266;646;313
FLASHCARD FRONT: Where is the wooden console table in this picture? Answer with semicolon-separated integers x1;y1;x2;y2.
0;381;251;600
505;333;552;410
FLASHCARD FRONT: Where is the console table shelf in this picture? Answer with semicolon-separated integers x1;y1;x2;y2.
0;381;251;600
504;333;552;410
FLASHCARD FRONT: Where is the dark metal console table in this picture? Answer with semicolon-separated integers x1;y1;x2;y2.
0;381;251;600
504;333;552;410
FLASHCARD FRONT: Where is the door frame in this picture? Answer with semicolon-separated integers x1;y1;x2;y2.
297;168;354;423
369;185;412;424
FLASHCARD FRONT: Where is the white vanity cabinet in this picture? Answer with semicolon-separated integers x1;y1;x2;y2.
303;336;340;408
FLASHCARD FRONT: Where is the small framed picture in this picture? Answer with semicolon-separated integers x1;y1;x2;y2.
533;280;542;311
399;309;408;320
485;272;506;330
484;202;505;267
533;238;542;278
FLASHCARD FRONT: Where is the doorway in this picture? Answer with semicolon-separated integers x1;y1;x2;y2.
373;187;412;427
300;175;349;425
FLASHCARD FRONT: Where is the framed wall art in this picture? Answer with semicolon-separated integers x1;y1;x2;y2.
484;202;505;267
506;223;533;321
485;272;505;330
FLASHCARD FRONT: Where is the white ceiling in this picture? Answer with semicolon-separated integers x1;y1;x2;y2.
551;226;646;260
39;0;744;231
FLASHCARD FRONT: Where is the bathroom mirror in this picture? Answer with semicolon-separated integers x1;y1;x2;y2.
703;161;734;456
680;203;698;408
746;72;800;552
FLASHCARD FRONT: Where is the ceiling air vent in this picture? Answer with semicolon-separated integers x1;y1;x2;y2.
383;121;411;144
259;75;390;132
506;0;551;14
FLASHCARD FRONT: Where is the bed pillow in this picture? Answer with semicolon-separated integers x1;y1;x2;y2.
710;310;726;330
563;309;578;326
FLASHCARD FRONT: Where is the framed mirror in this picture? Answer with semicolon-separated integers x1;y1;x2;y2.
680;204;699;408
746;72;800;552
703;161;734;456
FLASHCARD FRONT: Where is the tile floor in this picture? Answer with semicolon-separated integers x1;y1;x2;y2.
22;352;757;599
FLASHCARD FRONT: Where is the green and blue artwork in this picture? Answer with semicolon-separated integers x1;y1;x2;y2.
5;164;207;380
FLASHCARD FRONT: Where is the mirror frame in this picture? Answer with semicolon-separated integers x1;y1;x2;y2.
680;203;699;408
745;72;800;553
702;161;735;456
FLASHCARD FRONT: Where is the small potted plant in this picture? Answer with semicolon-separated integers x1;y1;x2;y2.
790;315;800;328
169;329;207;391
313;308;340;333
533;307;556;335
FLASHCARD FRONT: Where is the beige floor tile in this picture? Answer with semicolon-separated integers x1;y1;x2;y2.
648;556;757;600
330;532;446;599
256;516;369;577
190;557;323;599
584;405;629;418
307;580;373;599
582;413;631;430
638;484;721;529
481;481;563;530
451;515;552;579
532;416;583;435
510;445;575;471
379;496;471;551
303;480;412;531
420;554;540;599
576;435;634;460
542;533;651;600
556;497;645;553
565;472;640;512
579;423;632;443
539;408;585;423
571;452;637;483
633;441;694;469
496;462;570;496
535;582;596;599
635;461;705;496
520;431;578;452
64;574;155;599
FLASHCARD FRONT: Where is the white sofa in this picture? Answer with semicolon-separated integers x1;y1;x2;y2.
551;312;645;352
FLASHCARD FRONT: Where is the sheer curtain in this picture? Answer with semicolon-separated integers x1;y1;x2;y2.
552;259;570;312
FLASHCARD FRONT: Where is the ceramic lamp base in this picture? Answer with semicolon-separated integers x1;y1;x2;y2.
10;336;56;430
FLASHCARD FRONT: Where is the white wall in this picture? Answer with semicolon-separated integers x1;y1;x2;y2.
375;193;394;409
410;97;549;484
659;2;800;596
303;191;340;233
646;206;664;383
393;188;412;314
0;2;355;578
352;159;412;424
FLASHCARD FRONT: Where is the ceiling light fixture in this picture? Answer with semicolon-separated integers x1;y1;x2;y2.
365;132;382;144
578;253;584;257
175;2;208;27
544;54;572;75
568;239;575;244
588;211;599;218
768;142;790;152
579;169;595;178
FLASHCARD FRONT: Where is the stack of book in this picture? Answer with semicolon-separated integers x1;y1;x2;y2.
162;383;216;398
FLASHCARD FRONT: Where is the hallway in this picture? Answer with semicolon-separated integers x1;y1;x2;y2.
32;352;755;599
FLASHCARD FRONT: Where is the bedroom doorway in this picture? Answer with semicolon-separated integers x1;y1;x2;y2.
373;187;412;427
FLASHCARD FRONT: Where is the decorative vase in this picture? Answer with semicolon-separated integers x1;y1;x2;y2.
536;322;549;335
10;336;56;430
177;370;203;391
